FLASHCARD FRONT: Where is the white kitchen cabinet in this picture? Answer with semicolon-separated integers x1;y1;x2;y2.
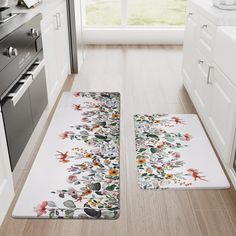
41;0;70;110
207;65;236;164
182;9;199;92
0;113;14;225
182;0;236;188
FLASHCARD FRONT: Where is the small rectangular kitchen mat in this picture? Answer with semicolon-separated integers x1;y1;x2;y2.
134;114;230;190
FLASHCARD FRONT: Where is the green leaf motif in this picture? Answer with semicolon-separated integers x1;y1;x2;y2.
106;184;116;191
150;147;158;153
147;134;159;139
100;121;106;127
47;201;57;207
65;209;74;217
63;200;76;209
91;182;101;191
139;148;146;152
165;137;175;142
49;211;55;218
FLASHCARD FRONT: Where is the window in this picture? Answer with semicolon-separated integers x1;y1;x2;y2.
84;0;187;27
85;0;121;26
127;0;187;26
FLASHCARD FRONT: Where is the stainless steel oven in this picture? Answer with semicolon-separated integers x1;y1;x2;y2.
0;14;48;170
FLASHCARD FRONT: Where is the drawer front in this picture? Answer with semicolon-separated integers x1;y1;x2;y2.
198;16;216;61
187;2;199;22
199;16;216;40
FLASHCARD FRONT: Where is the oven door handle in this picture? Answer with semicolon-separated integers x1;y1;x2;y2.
7;75;33;107
26;59;45;79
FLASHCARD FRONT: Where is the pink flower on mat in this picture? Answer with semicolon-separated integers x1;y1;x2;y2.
172;116;184;125
74;91;81;97
60;131;70;139
34;201;48;216
82;117;89;122
67;175;78;183
183;133;192;141
73;104;82;111
172;152;181;158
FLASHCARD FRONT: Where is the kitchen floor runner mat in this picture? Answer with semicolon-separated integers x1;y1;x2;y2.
13;92;120;219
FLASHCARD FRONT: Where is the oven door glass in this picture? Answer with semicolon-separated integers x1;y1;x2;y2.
2;75;34;170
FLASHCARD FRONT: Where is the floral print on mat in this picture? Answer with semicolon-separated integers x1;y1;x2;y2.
34;92;120;219
134;114;207;189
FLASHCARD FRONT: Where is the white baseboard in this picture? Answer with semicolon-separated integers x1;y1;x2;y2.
83;28;184;45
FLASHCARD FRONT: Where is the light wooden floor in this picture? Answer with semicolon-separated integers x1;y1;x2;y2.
1;45;236;236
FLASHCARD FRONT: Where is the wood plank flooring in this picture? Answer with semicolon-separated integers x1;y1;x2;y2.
0;45;235;236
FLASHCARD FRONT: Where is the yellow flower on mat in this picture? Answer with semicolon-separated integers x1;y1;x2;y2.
112;114;120;118
108;168;119;176
137;158;146;165
85;153;92;158
165;174;174;179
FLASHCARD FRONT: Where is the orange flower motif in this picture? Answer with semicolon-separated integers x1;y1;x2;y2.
165;173;174;179
93;159;100;166
83;188;92;196
108;168;119;176
73;104;82;111
112;113;120;119
172;116;184;124
84;153;92;158
137;158;146;165
74;91;81;97
104;159;111;165
146;167;153;174
77;195;83;202
56;151;70;163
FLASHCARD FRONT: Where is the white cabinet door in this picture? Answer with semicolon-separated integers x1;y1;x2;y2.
193;51;210;119
41;14;59;107
207;65;236;164
0;113;14;225
182;12;199;91
41;0;70;110
55;1;70;83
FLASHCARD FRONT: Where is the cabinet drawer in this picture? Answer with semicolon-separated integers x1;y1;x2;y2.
187;2;199;22
199;16;216;40
198;16;216;61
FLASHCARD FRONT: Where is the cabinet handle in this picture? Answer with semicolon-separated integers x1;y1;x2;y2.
188;12;193;17
56;13;61;28
207;66;214;85
198;59;204;64
25;60;45;79
202;24;208;29
7;76;33;107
